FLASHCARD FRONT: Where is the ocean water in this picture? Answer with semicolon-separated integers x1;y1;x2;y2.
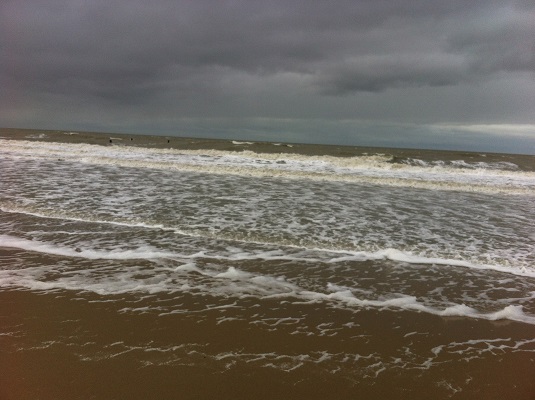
1;131;535;399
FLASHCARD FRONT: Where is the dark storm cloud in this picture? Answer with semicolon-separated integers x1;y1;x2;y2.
447;15;535;75
2;0;533;101
313;1;535;94
316;54;469;94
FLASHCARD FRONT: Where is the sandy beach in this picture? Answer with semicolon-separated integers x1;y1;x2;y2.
1;279;535;400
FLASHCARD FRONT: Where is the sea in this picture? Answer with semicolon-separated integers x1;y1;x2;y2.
1;129;534;399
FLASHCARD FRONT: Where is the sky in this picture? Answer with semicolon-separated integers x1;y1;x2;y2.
1;0;534;153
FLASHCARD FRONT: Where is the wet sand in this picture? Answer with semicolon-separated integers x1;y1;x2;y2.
1;282;535;400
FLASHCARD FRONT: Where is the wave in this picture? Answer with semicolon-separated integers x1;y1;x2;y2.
392;157;520;171
2;139;534;194
322;284;535;325
1;219;534;278
1;238;534;325
231;141;254;145
0;234;178;260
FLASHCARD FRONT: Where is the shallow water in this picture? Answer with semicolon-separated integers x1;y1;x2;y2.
1;130;535;399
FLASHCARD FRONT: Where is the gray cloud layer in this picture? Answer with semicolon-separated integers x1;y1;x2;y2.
1;0;534;152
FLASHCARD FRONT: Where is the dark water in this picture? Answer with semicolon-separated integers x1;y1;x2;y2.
1;129;535;399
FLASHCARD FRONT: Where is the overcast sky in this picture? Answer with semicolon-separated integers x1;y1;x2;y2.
1;0;534;153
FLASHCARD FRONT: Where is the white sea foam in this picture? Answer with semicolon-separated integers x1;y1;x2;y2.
320;288;535;324
215;266;252;280
2;139;533;194
232;141;253;145
2;188;535;278
0;234;177;260
2;236;534;325
428;337;535;365
30;334;535;379
332;248;535;277
1;222;534;278
401;158;520;171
